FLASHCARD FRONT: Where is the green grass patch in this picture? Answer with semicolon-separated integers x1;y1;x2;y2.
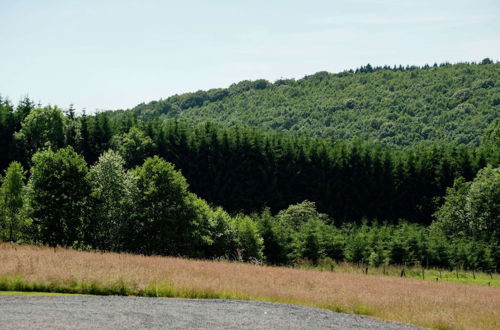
317;303;345;313
0;276;252;301
142;282;235;299
353;304;375;316
0;275;351;317
0;276;133;296
431;322;465;330
0;291;84;296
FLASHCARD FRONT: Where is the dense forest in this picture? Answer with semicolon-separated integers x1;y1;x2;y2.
0;60;499;272
122;60;499;146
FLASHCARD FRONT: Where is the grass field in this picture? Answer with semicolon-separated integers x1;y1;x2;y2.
300;260;500;287
1;243;499;330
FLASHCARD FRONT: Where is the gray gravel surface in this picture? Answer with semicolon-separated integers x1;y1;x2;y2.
0;295;424;329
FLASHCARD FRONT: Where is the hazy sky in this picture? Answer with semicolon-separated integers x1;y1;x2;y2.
1;0;499;113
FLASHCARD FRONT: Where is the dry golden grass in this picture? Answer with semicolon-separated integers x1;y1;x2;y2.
1;243;499;330
301;260;500;287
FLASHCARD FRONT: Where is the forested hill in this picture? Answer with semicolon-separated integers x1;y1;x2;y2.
125;61;499;146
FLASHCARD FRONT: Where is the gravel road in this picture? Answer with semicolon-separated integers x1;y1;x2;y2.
0;295;423;329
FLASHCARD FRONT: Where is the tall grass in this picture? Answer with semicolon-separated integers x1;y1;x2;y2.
296;259;500;287
1;243;499;330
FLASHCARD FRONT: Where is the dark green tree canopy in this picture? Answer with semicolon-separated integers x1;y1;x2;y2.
0;62;499;272
131;156;197;255
482;118;500;148
123;62;500;147
111;127;156;167
26;147;90;247
276;200;330;230
14;106;66;160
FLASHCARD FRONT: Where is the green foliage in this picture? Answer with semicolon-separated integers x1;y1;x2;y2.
15;96;36;123
0;162;26;241
1;63;499;227
232;215;264;262
117;120;494;225
87;150;135;250
434;166;500;243
0;63;498;272
466;166;500;241
255;208;292;265
205;206;238;259
181;192;233;258
26;147;90;247
72;112;116;165
127;62;500;147
481;118;500;148
292;218;326;265
270;201;335;264
276;200;330;230
0;98;17;171
14;106;66;160
128;156;233;258
129;156;191;254
0;146;495;272
253;201;499;271
111;127;156;167
64;104;81;151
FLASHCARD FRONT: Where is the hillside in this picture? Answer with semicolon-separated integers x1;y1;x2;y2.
128;61;499;146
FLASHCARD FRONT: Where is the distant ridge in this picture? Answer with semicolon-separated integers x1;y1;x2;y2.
110;60;499;146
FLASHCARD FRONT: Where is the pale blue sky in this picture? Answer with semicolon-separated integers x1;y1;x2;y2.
1;0;499;112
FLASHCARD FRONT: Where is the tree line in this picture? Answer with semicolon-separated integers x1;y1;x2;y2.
1;98;499;225
126;60;499;146
0;96;499;272
1;147;498;272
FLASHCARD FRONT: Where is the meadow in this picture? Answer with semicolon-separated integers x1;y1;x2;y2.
300;260;500;287
1;243;499;330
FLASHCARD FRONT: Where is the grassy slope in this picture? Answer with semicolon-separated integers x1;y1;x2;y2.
126;62;500;146
1;243;499;330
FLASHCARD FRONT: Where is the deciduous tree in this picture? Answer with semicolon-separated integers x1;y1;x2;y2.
0;162;26;241
87;150;135;250
26;147;90;247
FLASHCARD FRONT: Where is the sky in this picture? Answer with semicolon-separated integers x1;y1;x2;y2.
0;0;499;113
